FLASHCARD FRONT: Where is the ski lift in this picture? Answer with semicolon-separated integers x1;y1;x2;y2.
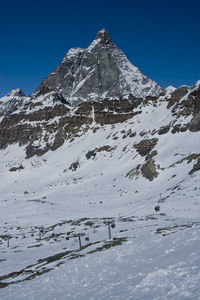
111;223;116;229
118;213;122;222
85;236;89;241
154;205;160;212
7;236;11;247
38;226;44;240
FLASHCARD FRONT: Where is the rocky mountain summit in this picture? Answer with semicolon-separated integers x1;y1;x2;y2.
0;88;26;117
34;29;163;104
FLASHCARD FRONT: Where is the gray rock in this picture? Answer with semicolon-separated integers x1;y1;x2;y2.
189;158;200;175
188;112;200;132
141;159;159;181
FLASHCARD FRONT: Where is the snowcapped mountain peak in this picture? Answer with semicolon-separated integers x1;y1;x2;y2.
2;88;25;99
95;28;111;41
97;28;107;34
0;88;26;116
34;30;163;105
95;28;112;42
87;29;113;51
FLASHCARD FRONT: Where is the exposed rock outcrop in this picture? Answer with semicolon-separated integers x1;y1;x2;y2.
134;138;158;157
189;158;200;175
141;159;159;181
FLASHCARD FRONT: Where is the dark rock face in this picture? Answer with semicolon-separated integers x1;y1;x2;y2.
134;138;158;157
167;86;189;109
9;164;24;172
126;156;159;181
141;159;159;181
171;124;187;134
185;87;200;114
186;87;200;132
69;161;80;171
0;102;72;154
75;96;142;125
85;145;115;161
158;125;170;135
0;94;143;157
92;97;142;125
96;145;113;152
189;158;200;175
86;151;96;160
189;113;200;132
0;103;91;157
168;84;200;131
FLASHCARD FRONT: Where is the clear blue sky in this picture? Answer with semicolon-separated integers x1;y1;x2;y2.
1;0;200;97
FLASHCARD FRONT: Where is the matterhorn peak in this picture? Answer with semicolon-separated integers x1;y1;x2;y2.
95;28;113;43
34;29;164;104
87;28;114;51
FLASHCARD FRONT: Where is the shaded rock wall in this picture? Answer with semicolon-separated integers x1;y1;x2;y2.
0;97;141;157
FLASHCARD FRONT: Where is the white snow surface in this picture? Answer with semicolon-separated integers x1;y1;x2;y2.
0;92;200;298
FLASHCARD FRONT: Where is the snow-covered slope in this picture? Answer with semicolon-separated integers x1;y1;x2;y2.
0;82;200;298
34;29;163;105
1;215;199;299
